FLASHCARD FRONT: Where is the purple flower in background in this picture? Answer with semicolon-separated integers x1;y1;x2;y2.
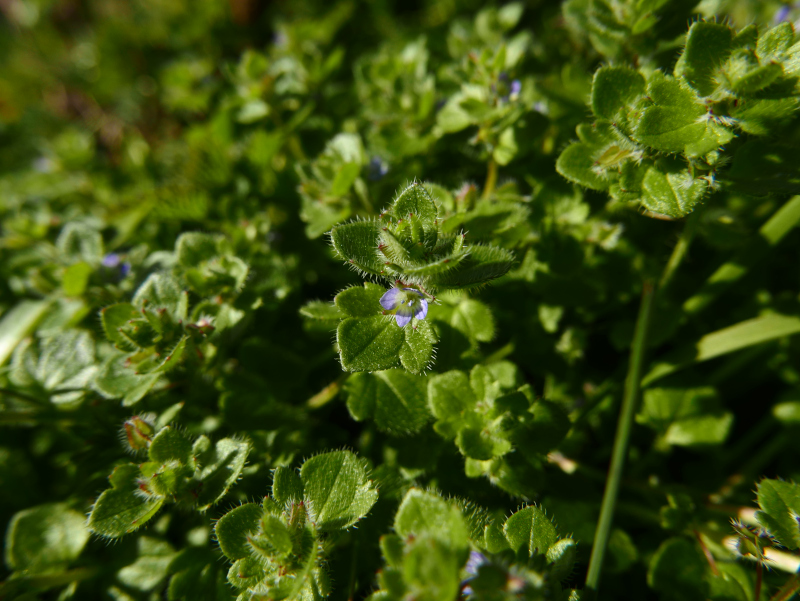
102;253;131;280
368;156;389;181
774;4;791;23
510;79;521;97
101;253;122;268
461;551;489;596
380;287;428;327
465;550;488;576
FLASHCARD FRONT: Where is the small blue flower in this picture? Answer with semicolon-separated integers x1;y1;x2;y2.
510;79;521;98
380;287;428;327
368;157;389;181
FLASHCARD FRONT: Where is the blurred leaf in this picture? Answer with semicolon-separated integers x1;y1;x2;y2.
4;503;90;571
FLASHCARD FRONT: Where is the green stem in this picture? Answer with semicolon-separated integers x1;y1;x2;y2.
482;159;498;200
584;281;655;596
659;209;701;293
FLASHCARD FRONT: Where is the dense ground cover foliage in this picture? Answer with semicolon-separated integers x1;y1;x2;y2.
2;0;800;599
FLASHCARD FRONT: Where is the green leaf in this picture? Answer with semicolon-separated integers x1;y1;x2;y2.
11;330;96;404
300;450;378;531
215;503;262;560
641;161;708;218
343;370;430;434
484;522;512;553
665;412;733;447
56;222;103;264
556;142;610;191
337;315;405;372
272;466;304;506
728;62;784;95
451;299;495;343
194;437;251;509
133;273;187;320
330;220;384;276
639;387;733;449
427;370;476;435
394;488;468;550
456;426;511;460
517;400;571;455
335;283;386;317
647;537;708;601
93;355;160;406
0;299;52;366
436;96;474;133
426;245;515;289
62;262;93;296
757;22;794;60
591;66;646;120
252;514;293;559
175;232;223;266
634;73;733;157
88;463;164;538
547;538;578;581
389;181;439;229
493;127;518;166
503;505;558;558
117;536;176;592
644;314;800;385
399;319;437;374
151;336;188;373
331;162;361;197
401;536;463;601
4;503;90;570
299;300;344;322
756;479;800;549
101;303;141;351
149;427;194;465
676;22;733;97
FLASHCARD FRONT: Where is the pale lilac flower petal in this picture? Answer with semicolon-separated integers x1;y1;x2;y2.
465;551;487;576
395;304;414;327
413;298;428;320
404;288;424;298
102;253;121;268
380;288;404;310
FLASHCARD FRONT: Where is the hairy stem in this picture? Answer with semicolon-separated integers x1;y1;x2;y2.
584;281;655;595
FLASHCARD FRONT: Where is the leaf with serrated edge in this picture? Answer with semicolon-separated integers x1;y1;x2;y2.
756;479;800;549
300;450;378;531
503;505;558;557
